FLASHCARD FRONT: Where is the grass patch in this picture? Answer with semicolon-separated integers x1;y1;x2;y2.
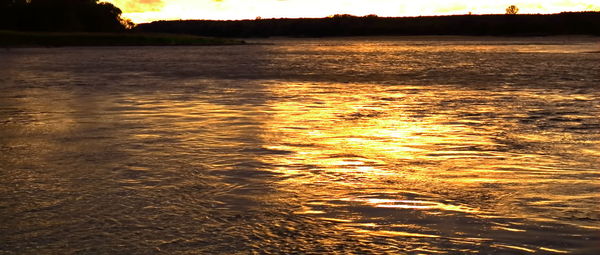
0;30;245;47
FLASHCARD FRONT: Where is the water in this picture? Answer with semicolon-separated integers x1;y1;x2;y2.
1;37;599;254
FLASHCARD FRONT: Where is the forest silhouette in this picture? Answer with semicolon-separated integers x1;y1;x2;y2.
137;12;600;37
0;0;129;32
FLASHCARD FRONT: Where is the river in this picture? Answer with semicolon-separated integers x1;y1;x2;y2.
1;37;599;254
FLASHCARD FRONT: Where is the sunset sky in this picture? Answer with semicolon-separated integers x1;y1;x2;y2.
104;0;600;23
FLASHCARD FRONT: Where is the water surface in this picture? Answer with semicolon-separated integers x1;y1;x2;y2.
1;37;599;254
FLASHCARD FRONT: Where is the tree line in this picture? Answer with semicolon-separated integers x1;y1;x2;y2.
136;12;600;37
0;0;129;32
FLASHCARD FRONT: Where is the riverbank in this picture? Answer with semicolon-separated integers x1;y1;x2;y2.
0;30;245;47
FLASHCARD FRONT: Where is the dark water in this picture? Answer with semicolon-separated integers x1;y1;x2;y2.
1;37;599;254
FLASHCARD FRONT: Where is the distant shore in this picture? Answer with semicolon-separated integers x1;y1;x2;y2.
0;30;245;47
136;12;600;38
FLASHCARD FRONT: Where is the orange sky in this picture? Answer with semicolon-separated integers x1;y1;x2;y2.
104;0;600;23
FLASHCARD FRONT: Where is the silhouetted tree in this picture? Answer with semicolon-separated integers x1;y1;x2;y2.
0;0;129;32
506;5;519;15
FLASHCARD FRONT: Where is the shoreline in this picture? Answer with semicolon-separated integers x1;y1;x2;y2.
0;30;246;47
2;32;597;49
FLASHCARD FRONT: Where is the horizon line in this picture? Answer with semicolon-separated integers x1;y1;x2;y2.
136;11;600;24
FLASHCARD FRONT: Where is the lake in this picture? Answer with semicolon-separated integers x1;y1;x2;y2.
1;37;599;254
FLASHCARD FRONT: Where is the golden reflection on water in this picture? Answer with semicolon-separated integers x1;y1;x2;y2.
259;81;600;239
9;81;594;253
263;83;494;177
2;41;599;254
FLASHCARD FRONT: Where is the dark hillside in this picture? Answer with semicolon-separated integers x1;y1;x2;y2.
136;12;600;37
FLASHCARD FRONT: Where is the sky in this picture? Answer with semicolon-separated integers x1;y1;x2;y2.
104;0;600;23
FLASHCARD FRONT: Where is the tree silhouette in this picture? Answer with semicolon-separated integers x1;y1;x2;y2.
506;5;519;15
0;0;129;32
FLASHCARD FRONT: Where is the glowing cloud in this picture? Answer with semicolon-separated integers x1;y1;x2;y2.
103;0;600;23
